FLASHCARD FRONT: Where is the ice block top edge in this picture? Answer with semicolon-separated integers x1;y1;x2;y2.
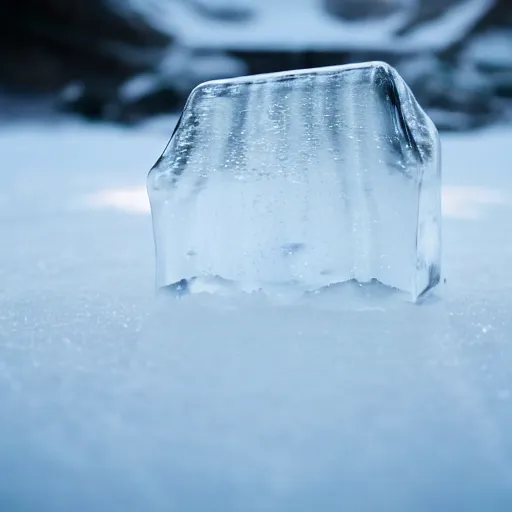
149;61;438;179
191;60;392;89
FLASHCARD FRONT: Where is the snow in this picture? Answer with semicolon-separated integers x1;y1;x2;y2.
1;117;512;510
139;0;494;52
403;0;494;48
464;29;512;70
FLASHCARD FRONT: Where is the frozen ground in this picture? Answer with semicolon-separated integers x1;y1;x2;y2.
1;118;512;511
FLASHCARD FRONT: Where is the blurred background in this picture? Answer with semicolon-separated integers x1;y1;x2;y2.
1;0;511;132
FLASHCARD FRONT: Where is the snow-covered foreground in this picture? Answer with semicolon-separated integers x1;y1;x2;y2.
1;118;512;511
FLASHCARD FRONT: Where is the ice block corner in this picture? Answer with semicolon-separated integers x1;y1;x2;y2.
147;61;441;302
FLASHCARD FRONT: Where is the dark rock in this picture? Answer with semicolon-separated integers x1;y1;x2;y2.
60;91;109;122
474;0;512;31
227;50;340;76
398;55;498;131
0;0;171;112
113;86;184;124
324;0;402;20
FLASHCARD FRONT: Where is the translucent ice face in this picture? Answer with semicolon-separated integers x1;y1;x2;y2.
148;61;441;302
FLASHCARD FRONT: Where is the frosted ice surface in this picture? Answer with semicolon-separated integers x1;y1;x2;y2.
147;61;441;302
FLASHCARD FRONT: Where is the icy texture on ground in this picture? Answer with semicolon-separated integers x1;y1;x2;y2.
148;62;441;301
1;120;512;511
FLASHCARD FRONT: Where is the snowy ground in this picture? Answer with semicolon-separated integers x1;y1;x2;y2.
1;118;512;511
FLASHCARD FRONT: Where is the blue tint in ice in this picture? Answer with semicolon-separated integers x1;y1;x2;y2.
148;61;441;301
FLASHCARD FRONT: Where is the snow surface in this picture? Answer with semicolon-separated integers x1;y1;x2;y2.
1;117;512;511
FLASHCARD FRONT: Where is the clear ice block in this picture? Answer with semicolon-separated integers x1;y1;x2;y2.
147;61;441;301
